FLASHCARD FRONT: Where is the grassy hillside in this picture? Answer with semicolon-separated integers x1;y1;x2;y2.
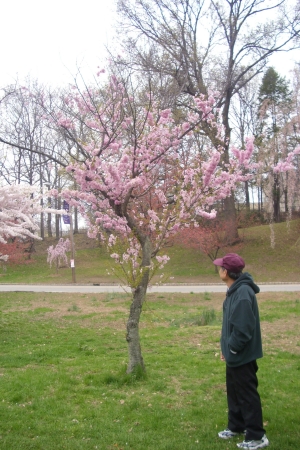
0;219;299;284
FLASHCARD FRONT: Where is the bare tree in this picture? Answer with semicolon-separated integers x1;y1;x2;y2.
0;81;69;169
116;0;300;240
230;77;261;209
255;66;300;222
0;80;70;238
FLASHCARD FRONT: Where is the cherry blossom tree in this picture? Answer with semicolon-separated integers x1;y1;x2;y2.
173;219;238;271
47;238;71;273
0;184;42;262
51;72;257;373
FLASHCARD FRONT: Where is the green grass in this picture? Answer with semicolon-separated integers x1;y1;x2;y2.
0;291;299;449
1;219;300;284
0;245;114;285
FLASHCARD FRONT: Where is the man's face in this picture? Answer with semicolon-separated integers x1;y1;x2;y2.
218;266;228;282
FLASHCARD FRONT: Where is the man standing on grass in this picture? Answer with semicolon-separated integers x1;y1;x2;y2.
213;253;269;450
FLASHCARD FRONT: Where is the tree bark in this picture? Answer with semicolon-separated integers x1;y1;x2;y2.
126;236;151;373
126;284;146;373
47;211;52;237
221;93;239;242
74;207;79;234
245;180;250;209
223;196;239;243
273;173;281;222
55;196;61;239
40;211;45;240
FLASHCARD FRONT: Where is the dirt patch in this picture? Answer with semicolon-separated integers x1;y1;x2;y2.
5;295;129;331
261;317;300;355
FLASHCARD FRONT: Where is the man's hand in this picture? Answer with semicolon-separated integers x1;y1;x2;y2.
220;352;225;362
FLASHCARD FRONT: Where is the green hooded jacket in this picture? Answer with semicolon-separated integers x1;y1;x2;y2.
221;272;263;367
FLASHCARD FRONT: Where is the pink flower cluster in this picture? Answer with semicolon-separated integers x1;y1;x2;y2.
273;146;300;173
231;137;255;167
55;73;258;284
47;238;71;269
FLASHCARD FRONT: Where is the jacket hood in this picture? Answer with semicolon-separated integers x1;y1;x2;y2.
227;272;260;295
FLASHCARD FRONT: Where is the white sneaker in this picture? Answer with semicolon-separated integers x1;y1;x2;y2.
237;434;269;449
218;428;244;439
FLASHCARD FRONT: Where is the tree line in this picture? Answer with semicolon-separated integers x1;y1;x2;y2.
1;67;299;237
1;0;300;240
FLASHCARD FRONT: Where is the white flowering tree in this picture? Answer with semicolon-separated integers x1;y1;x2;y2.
0;184;42;262
47;238;71;273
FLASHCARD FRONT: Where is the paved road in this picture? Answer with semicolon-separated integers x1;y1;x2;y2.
0;283;300;293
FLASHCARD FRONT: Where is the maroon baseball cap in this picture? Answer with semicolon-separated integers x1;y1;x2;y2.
213;253;245;273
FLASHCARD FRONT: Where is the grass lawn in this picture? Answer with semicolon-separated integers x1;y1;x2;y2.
0;290;299;449
1;219;300;285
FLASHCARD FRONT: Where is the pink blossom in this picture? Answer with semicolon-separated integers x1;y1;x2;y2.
52;73;269;289
273;146;300;173
155;254;170;269
47;238;71;270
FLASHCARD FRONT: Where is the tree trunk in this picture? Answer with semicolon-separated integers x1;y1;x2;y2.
223;196;239;244
273;174;281;222
245;180;250;209
284;173;288;214
47;211;52;237
55;197;61;238
126;285;146;373
126;236;151;373
222;89;239;243
40;212;45;240
74;207;79;234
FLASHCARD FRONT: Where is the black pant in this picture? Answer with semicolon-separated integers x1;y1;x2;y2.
226;360;265;441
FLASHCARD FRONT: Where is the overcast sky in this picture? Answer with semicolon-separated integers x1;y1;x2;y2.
0;0;298;89
0;0;117;87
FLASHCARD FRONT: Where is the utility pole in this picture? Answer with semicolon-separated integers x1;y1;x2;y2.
63;201;76;283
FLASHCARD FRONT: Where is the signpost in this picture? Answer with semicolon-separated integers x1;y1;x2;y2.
63;201;76;283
